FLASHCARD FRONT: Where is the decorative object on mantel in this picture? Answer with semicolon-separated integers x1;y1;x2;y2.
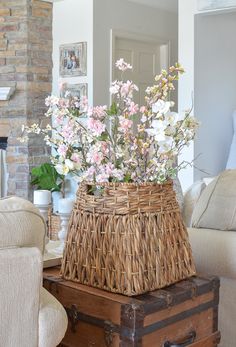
0;86;16;101
21;59;199;296
198;0;236;11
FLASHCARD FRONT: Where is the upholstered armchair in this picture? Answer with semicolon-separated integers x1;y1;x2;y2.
183;172;236;347
0;196;68;347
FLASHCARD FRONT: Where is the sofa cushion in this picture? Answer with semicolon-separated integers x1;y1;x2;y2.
0;196;46;253
191;170;236;230
188;227;236;280
39;288;68;347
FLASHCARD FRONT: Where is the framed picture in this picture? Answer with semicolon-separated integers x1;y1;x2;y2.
60;82;88;101
59;42;87;77
198;0;236;11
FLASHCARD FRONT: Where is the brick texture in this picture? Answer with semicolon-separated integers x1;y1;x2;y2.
0;0;52;199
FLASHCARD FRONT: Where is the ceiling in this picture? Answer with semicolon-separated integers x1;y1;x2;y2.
128;0;178;13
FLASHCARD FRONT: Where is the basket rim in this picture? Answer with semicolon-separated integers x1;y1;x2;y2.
82;179;173;187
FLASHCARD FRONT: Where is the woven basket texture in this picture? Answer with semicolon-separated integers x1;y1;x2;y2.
48;209;60;241
61;181;196;296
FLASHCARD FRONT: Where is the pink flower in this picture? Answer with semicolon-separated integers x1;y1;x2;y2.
96;173;109;183
109;81;120;95
100;141;109;155
105;163;114;175
88;106;107;119
87;118;106;136
57;144;68;157
128;101;139;116
87;148;104;165
71;153;81;163
115;58;132;72
118;116;133;132
80;96;88;112
61;123;75;143
45;95;59;107
87;166;96;176
83;166;96;181
121;81;138;98
54;115;64;125
140;106;147;113
58;98;69;108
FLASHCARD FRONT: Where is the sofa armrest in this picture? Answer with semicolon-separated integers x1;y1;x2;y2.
0;247;42;347
188;227;236;280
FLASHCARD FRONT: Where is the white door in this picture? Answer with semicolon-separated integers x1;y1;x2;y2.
113;36;169;107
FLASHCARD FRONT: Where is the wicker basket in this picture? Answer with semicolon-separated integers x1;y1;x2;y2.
61;181;196;296
48;208;61;241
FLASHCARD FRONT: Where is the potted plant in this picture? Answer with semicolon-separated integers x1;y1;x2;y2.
31;163;64;212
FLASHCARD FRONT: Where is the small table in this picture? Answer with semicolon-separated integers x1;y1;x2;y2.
43;267;220;347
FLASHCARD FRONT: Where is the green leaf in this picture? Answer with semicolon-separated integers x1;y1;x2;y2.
30;163;64;192
124;174;132;183
97;133;109;141
107;102;118;115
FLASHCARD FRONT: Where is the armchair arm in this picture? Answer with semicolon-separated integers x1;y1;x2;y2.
0;247;42;347
188;228;236;280
0;196;46;253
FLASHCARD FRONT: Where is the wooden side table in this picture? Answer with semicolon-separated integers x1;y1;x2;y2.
43;267;220;347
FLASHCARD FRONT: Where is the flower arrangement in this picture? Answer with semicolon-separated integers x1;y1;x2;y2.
21;59;199;185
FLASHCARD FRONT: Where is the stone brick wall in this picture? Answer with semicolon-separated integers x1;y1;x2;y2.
0;0;52;199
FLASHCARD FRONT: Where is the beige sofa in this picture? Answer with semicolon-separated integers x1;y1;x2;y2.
184;173;236;347
0;196;68;347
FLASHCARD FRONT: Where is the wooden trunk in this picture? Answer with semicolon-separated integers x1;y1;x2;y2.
43;268;220;347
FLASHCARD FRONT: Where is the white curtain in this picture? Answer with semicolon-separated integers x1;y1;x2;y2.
0;149;7;197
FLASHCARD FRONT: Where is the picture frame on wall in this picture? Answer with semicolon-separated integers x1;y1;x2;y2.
59;42;87;77
197;0;236;11
60;83;88;103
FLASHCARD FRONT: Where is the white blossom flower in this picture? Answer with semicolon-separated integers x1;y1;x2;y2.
152;100;171;114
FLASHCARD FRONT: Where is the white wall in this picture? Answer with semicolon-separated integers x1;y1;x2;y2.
194;11;236;180
178;0;236;191
178;0;197;192
93;0;178;106
52;0;93;104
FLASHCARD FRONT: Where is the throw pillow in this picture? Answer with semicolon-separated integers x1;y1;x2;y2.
183;180;206;227
192;170;236;230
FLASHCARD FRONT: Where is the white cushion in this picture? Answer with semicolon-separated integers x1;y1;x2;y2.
183;180;206;227
192;170;236;230
39;287;68;347
188;227;236;280
0;196;46;253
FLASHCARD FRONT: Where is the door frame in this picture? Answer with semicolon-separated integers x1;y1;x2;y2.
110;29;171;101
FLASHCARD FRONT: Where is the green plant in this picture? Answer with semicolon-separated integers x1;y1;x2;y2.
31;163;64;193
